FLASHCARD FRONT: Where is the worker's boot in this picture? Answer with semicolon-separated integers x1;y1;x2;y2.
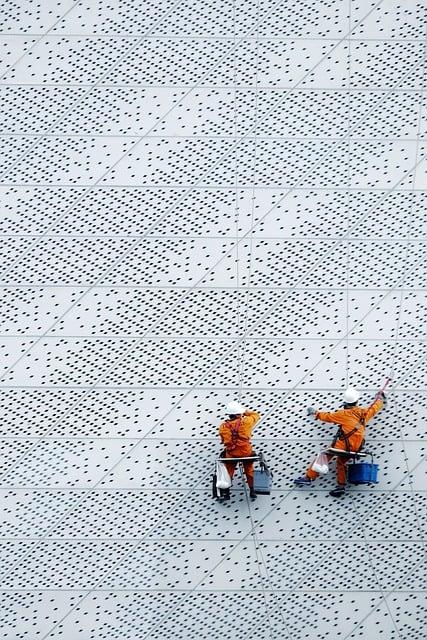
221;488;231;501
329;485;346;497
294;476;314;486
249;488;257;500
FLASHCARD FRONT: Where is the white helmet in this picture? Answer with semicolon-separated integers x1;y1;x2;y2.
343;387;360;404
226;400;245;415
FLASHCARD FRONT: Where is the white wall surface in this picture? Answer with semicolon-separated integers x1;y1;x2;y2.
0;1;426;638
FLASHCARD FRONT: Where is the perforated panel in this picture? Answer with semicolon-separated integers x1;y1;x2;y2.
0;1;426;639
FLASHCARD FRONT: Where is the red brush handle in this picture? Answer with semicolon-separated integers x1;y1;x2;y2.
374;375;393;401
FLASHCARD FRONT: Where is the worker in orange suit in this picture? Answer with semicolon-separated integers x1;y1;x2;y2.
294;387;385;497
219;401;260;500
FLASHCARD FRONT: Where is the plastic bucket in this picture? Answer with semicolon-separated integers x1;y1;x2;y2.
348;462;379;484
253;469;272;494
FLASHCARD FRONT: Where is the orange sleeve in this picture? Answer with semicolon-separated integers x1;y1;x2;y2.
315;409;346;425
363;398;383;423
219;422;233;447
243;409;261;430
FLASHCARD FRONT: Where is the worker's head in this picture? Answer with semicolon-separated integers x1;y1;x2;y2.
226;400;245;418
343;387;360;407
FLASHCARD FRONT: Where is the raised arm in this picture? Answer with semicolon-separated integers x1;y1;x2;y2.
315;409;347;425
243;409;261;429
363;397;383;423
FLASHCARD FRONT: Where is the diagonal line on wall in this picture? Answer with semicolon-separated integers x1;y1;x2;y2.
137;456;427;640
233;464;427;639
0;156;424;493
0;1;84;82
0;0;424;608
34;469;220;640
0;157;424;489
0;63;423;386
30;454;426;640
0;0;192;182
349;498;403;639
340;552;427;640
0;0;389;281
0;242;424;599
0;14;420;386
391;352;427;389
1;5;426;640
0;0;293;205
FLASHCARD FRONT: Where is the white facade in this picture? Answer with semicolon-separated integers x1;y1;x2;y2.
0;1;426;638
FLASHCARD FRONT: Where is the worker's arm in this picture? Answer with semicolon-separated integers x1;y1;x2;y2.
243;409;261;429
315;409;346;425
363;397;383;422
219;423;233;448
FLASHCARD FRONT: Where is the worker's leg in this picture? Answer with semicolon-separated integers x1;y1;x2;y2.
306;453;334;481
336;455;350;485
224;461;237;481
242;461;254;488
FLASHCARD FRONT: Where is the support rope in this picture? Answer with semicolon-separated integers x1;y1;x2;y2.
349;493;403;639
241;468;293;640
233;0;242;400
233;3;278;639
345;0;352;389
347;25;427;638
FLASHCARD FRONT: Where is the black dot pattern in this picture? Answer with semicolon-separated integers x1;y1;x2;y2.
0;1;426;639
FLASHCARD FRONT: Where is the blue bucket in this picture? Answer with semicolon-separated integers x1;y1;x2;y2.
253;469;272;494
348;462;379;484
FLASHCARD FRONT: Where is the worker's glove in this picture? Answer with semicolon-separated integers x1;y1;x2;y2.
379;391;387;405
307;407;316;417
219;449;227;458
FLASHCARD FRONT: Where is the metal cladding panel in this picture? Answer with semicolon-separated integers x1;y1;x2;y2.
0;1;426;639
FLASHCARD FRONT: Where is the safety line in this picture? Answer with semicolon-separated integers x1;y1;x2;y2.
238;45;258;400
1;7;422;600
0;230;424;495
234;251;427;432
389;16;426;548
242;481;276;640
345;0;352;389
0;0;402;496
349;494;403;639
234;3;280;637
233;0;242;404
206;455;426;639
242;474;292;640
338;30;420;639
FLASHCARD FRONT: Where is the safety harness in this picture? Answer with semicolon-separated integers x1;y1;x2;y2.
229;416;242;448
332;411;366;452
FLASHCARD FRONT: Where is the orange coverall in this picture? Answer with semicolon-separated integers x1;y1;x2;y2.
219;410;260;489
306;399;383;485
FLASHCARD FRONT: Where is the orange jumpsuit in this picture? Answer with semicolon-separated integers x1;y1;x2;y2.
219;410;260;489
306;399;383;485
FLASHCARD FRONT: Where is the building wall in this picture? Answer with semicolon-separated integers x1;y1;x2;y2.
0;1;426;638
